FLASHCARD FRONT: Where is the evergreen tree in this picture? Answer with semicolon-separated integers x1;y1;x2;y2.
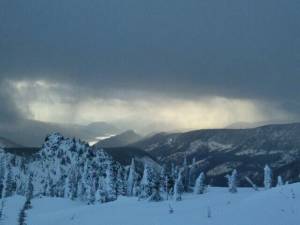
26;173;34;201
226;169;238;193
189;157;197;187
139;164;155;199
95;176;106;203
173;171;184;201
148;180;163;202
132;181;139;197
86;179;96;204
66;166;79;200
104;163;117;202
264;165;272;189
194;172;205;194
0;157;5;199
127;159;136;196
4;164;14;197
276;176;283;187
159;165;168;196
182;154;190;192
117;166;127;197
45;173;54;197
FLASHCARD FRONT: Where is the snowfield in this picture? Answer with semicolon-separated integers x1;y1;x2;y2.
3;183;300;225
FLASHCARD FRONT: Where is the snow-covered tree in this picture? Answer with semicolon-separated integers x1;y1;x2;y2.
226;169;238;193
0;156;5;198
104;162;117;202
173;171;184;201
25;173;34;201
194;172;205;194
159;165;168;197
4;164;14;197
189;157;197;187
276;176;283;187
45;173;55;197
132;181;139;197
264;165;272;189
127;159;136;196
139;164;155;199
182;154;190;192
148;180;163;202
116;166;126;197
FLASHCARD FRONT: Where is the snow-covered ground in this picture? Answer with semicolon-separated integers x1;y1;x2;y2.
3;183;300;225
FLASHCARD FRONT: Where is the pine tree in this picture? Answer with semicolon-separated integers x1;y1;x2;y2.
148;180;163;202
139;164;155;199
189;157;197;187
159;165;168;196
4;164;14;197
173;171;184;201
132;181;139;197
0;157;5;199
86;179;96;204
127;159;136;196
104;163;117;202
66;166;79;200
226;169;238;193
26;173;34;201
95;176;106;203
194;172;205;194
276;176;283;187
116;166;126;197
182;154;190;192
264;165;272;189
45;173;54;197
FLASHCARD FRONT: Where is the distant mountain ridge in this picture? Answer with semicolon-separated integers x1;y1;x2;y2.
130;123;300;186
94;130;142;148
0;136;21;148
0;119;121;146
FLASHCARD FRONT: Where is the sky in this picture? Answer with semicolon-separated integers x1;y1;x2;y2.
0;0;299;132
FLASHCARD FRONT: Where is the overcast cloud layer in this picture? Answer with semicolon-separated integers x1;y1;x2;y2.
0;0;299;131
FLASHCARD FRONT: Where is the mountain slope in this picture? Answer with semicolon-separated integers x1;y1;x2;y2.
131;123;300;186
0;136;21;148
0;119;121;146
94;130;142;148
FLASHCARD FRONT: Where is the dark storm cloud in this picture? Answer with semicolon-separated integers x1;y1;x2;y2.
0;81;26;122
0;0;299;115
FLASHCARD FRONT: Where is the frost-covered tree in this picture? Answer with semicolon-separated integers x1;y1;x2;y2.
264;165;272;189
64;166;79;200
116;166;126;197
45;173;55;197
104;162;117;202
25;173;34;201
148;180;163;202
127;159;136;196
95;176;106;203
4;164;14;197
173;171;184;201
132;181;139;197
86;180;96;204
276;176;283;187
0;156;5;198
182;154;190;192
159;165;168;198
226;169;238;193
139;164;155;199
194;172;205;194
189;157;197;187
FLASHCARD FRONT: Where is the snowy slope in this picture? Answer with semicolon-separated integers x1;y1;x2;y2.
13;182;299;225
